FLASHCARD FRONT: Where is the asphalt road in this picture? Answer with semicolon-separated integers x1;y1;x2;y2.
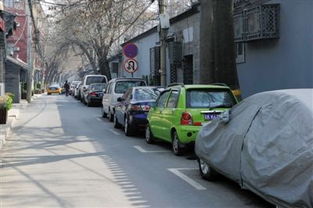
0;95;274;208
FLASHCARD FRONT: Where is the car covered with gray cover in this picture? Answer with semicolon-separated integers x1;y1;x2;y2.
195;89;313;208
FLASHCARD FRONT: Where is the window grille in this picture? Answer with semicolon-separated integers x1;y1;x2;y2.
234;4;280;42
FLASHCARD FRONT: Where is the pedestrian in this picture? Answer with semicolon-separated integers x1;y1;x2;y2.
64;80;70;96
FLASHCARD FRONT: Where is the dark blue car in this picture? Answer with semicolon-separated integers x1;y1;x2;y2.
114;87;162;136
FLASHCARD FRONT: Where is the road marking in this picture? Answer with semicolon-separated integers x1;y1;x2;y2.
96;118;103;122
168;168;207;191
109;129;121;136
133;145;170;153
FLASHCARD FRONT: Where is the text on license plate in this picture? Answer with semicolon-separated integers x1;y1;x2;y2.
204;114;220;120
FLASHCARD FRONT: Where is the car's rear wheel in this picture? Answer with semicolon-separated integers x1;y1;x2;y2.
198;158;218;180
172;131;185;156
145;125;155;144
124;116;134;136
113;114;121;129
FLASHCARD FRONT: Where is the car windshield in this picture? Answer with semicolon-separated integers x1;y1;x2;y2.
133;88;160;101
114;81;146;94
86;77;106;85
186;89;236;108
71;82;80;87
90;83;106;91
49;84;60;88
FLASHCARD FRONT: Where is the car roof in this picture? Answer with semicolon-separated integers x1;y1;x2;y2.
132;86;157;89
89;83;106;86
168;84;230;90
108;78;145;83
85;75;106;78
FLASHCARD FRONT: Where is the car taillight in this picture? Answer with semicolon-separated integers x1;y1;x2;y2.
89;92;97;96
131;105;142;111
141;105;151;111
181;112;192;125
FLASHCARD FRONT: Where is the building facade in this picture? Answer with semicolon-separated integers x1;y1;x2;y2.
109;0;313;97
113;3;201;86
234;0;313;97
3;0;46;102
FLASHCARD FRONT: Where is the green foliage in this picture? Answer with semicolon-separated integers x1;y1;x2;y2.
0;95;13;110
5;92;15;101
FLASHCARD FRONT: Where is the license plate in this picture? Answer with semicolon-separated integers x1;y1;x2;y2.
204;114;219;120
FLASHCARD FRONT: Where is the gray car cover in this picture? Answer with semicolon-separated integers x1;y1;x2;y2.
195;89;313;208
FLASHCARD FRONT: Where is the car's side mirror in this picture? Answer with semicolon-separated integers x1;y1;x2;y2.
220;110;231;124
117;97;124;102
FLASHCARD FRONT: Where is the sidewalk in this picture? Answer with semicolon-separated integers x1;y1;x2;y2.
0;94;42;149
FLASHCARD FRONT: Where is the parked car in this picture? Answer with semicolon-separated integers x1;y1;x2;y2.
70;81;81;95
74;82;82;99
146;84;238;155
101;78;147;121
83;83;106;106
195;89;313;208
47;83;62;95
81;75;108;103
114;87;161;136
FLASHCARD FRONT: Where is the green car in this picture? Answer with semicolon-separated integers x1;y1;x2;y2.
146;84;238;155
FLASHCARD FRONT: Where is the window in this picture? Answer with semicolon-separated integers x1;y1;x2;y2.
233;4;280;42
134;88;159;101
114;81;146;94
90;83;106;91
186;89;236;108
86;76;106;85
167;90;179;108
183;27;193;43
236;43;245;64
4;0;14;7
156;91;170;108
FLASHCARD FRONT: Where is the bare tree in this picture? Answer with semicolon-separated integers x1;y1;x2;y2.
51;0;155;80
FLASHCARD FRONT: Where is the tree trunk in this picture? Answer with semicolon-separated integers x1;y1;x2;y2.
199;0;215;84
213;0;239;89
199;0;240;89
98;56;112;80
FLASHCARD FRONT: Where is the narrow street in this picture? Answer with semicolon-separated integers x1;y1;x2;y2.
0;95;273;208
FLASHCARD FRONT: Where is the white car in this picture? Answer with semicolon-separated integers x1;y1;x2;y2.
101;78;146;121
74;82;82;99
80;75;108;103
70;81;81;95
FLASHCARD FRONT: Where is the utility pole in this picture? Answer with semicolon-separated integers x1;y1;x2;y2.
158;0;169;87
0;1;5;96
26;0;34;103
0;33;5;96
